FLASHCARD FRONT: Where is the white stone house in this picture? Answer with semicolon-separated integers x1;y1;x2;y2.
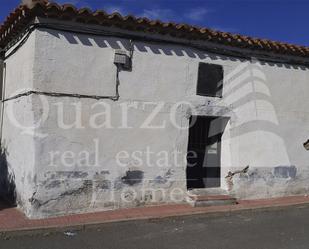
0;0;309;218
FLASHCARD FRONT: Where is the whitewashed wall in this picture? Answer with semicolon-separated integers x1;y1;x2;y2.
2;24;309;218
1;32;37;216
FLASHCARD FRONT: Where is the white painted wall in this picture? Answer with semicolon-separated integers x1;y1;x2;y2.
1;32;37;216
2;24;309;218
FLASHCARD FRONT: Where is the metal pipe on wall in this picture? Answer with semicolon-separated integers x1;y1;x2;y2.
0;60;4;100
0;60;5;143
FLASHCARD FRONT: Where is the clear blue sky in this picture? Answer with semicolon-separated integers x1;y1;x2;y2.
1;0;309;46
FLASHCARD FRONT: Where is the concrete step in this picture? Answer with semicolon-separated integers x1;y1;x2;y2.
187;194;237;207
188;188;229;196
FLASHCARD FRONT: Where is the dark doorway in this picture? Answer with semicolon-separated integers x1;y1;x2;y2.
186;116;227;189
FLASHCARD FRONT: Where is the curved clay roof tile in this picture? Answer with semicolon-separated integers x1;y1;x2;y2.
45;3;61;17
46;2;61;10
108;12;123;21
261;40;272;50
175;24;183;29
162;22;173;28
25;1;46;17
289;45;297;52
78;7;92;15
149;20;160;26
123;15;136;22
137;17;150;24
280;43;288;52
199;28;209;34
61;4;77;13
76;8;93;23
92;10;108;24
93;10;107;16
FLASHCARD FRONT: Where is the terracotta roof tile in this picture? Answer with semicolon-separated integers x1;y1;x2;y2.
0;0;309;59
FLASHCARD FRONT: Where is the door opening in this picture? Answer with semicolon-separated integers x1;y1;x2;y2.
186;116;226;189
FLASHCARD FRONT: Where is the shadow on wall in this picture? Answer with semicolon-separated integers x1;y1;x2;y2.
46;29;229;61
45;29;308;70
0;147;16;209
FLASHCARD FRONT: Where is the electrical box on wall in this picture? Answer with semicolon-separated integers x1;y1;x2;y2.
114;49;131;70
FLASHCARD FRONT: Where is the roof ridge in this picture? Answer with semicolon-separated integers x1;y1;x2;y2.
1;0;309;58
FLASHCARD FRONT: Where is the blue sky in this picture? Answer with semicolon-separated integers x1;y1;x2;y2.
1;0;309;46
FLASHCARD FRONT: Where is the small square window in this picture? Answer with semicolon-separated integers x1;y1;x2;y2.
197;62;223;97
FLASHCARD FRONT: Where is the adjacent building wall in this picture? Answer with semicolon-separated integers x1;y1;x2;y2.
2;22;309;218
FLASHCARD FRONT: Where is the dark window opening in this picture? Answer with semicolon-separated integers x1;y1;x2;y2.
197;62;223;97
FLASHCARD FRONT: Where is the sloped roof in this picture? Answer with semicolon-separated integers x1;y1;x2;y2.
1;0;309;58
